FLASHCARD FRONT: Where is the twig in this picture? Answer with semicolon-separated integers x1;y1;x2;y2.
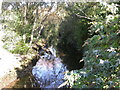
75;14;93;21
58;81;68;88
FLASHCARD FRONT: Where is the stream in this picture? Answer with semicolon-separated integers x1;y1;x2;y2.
5;45;84;88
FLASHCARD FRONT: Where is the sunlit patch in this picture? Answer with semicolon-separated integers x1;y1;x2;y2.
32;47;67;88
99;59;104;64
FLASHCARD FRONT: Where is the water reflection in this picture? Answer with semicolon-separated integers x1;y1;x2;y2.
57;43;84;70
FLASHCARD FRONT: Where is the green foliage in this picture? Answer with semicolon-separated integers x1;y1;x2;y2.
2;3;67;55
2;10;31;54
40;7;67;47
58;14;90;53
2;2;120;88
3;10;33;43
10;40;29;55
2;29;29;55
2;30;21;51
64;2;120;88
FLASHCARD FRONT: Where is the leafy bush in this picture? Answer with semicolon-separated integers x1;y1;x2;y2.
2;30;21;51
64;2;120;88
10;40;29;55
57;14;90;53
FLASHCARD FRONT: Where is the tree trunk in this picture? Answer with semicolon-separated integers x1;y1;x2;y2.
30;7;38;45
36;6;53;40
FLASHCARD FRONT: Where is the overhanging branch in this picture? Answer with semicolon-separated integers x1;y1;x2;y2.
75;14;94;21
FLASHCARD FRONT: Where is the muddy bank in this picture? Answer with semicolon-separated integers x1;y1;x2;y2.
4;55;38;88
0;30;22;89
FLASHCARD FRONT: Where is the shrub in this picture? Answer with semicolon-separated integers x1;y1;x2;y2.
10;40;29;55
64;2;120;88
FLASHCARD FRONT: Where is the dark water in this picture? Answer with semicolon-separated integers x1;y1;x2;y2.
57;42;84;70
59;51;84;70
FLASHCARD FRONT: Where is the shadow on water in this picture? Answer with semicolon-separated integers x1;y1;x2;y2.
57;43;84;71
57;14;90;70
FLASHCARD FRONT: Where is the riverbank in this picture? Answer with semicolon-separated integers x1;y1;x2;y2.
4;61;36;88
0;30;20;89
0;30;36;89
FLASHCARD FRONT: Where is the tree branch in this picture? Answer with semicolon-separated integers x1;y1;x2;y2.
75;14;93;21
